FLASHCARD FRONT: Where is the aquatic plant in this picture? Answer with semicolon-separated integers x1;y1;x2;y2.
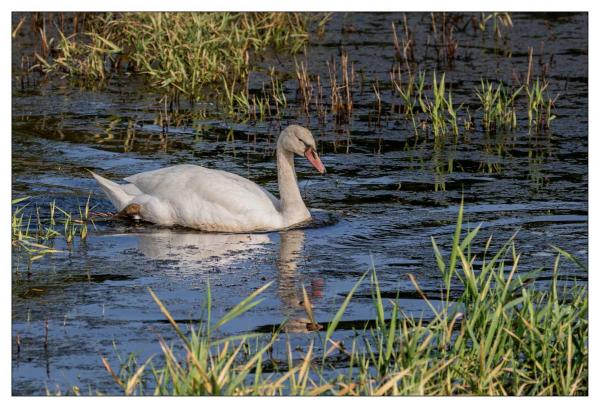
463;107;475;131
327;50;354;125
29;13;317;114
419;72;463;139
429;13;460;65
419;71;447;138
475;80;522;133
372;80;383;125
476;12;513;40
394;69;463;139
12;197;61;264
391;65;419;135
269;67;288;117
314;74;327;123
295;59;313;116
12;196;95;265
525;78;558;132
391;15;415;65
98;205;587;396
445;90;461;137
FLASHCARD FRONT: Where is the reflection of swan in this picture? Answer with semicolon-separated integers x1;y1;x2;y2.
90;125;326;232
277;229;305;312
134;230;271;268
131;228;323;332
277;230;323;333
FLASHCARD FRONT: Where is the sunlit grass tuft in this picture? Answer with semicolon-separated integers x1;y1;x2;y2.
475;79;522;133
12;195;96;265
525;78;558;132
32;13;315;114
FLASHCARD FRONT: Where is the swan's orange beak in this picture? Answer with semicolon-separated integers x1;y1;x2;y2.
305;147;326;174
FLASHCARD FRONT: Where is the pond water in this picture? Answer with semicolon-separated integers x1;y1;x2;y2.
12;12;587;395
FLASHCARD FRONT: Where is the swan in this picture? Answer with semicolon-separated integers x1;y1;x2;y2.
89;125;326;232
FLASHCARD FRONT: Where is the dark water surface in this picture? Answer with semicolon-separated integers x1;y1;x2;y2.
12;13;587;394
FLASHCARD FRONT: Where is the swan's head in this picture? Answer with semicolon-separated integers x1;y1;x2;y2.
279;125;326;174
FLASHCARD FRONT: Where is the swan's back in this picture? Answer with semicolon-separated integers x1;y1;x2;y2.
126;165;283;231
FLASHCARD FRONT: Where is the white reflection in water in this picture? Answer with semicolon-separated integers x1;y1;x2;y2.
277;229;324;333
132;228;322;332
135;230;271;268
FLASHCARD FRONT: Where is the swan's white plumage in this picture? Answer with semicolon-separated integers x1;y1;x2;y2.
126;164;282;231
90;125;325;232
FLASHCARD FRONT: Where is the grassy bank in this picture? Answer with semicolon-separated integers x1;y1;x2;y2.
26;13;312;103
15;12;559;135
91;204;587;396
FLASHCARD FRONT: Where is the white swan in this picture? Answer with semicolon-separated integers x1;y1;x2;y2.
89;125;326;232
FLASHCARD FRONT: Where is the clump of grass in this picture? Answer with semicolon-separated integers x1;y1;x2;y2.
225;67;288;121
391;14;415;66
390;65;419;135
418;71;447;138
475;12;513;40
12;197;61;264
252;94;271;122
445;88;461;137
12;196;95;265
475;79;522;133
327;50;354;125
295;59;313;116
419;71;462;139
268;67;287;117
392;70;465;139
31;13;313;105
314;74;327;123
525;78;558;133
99;204;587;396
388;65;559;141
35;29;117;80
463;106;475;131
429;13;460;65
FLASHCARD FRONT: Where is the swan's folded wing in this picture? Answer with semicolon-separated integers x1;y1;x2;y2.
121;183;143;195
124;164;280;214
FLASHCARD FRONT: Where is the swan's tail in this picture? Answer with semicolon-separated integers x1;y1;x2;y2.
88;170;133;211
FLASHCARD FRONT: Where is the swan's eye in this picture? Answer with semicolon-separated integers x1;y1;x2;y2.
299;139;315;151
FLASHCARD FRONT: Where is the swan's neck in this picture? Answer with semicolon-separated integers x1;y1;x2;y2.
277;148;310;223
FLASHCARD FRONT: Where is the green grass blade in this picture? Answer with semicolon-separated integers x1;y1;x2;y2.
211;281;273;332
325;270;368;344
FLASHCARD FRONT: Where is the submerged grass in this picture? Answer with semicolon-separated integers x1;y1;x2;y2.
96;204;587;396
